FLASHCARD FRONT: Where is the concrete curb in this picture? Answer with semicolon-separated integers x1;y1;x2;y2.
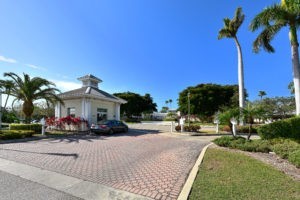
0;157;150;200
177;143;213;200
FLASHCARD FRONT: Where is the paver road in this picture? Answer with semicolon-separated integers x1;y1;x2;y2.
0;130;208;200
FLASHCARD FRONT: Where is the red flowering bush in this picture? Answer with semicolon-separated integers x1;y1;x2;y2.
46;116;89;131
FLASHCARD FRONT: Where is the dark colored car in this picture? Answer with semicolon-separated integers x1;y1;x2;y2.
90;120;129;134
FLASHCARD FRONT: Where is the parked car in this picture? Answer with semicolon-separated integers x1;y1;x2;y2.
90;120;129;134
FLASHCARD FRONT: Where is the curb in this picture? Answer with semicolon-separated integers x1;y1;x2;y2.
177;142;213;200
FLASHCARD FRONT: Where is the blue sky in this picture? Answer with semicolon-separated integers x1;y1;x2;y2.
0;0;293;110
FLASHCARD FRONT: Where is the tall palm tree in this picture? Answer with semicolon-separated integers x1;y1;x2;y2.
169;99;172;109
258;90;267;100
218;7;246;113
250;0;300;115
3;72;64;123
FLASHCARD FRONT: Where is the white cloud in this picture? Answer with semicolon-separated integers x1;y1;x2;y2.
0;55;17;63
26;64;46;70
51;80;81;92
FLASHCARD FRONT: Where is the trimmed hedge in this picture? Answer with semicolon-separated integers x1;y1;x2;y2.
0;130;34;140
175;125;201;132
258;117;300;140
9;123;42;133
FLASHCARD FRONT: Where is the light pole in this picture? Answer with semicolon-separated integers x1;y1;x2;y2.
188;91;190;126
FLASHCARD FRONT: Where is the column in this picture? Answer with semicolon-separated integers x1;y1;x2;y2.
55;102;61;118
115;103;120;120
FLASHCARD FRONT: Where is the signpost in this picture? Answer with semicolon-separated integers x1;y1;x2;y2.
40;117;45;136
230;117;237;136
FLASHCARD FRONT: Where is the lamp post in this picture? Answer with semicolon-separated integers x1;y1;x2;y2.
188;91;190;126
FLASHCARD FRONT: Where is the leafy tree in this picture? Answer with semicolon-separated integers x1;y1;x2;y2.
258;90;267;100
3;72;64;123
178;83;244;121
114;92;157;117
218;7;246;111
160;106;169;113
250;0;300;115
254;96;295;119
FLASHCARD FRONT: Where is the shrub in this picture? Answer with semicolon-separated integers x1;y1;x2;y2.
257;117;300;140
272;140;300;159
220;125;231;132
0;130;34;140
175;125;181;132
288;149;300;168
213;136;233;147
175;125;201;132
9;123;42;133
214;136;271;153
240;140;271;153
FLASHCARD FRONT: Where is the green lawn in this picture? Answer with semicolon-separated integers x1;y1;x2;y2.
189;148;300;200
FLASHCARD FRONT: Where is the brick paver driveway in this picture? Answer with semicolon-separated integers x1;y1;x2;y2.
0;130;208;200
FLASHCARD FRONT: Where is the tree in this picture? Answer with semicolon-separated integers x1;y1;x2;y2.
178;83;244;121
218;7;246;112
3;72;64;123
288;81;295;95
0;79;14;109
169;99;173;109
250;0;300;115
242;102;266;140
160;106;169;113
114;92;157;117
218;107;240;136
258;90;267;100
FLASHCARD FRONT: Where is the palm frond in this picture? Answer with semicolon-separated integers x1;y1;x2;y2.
253;23;284;53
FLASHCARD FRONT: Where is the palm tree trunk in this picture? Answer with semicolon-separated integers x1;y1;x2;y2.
234;37;245;124
290;28;300;116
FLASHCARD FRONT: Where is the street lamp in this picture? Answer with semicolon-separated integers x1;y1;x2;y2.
188;91;190;126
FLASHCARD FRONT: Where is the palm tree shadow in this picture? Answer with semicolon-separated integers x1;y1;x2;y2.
47;135;107;144
0;148;79;159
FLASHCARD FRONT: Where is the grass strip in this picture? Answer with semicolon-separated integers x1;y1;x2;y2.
189;148;300;200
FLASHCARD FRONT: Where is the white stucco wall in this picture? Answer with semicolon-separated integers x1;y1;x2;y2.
61;99;82;117
90;99;116;124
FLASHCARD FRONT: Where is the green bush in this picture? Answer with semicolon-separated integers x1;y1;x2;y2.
288;149;300;168
213;136;234;147
175;125;201;132
0;130;34;140
240;140;271;153
220;125;231;132
9;123;42;133
213;136;271;153
272;140;300;159
257;117;300;140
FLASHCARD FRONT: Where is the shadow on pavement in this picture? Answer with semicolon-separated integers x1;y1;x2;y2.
0;148;79;159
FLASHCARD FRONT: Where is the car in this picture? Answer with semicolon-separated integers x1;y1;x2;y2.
90;120;129;134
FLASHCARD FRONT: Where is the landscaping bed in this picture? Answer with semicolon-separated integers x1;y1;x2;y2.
189;148;300;200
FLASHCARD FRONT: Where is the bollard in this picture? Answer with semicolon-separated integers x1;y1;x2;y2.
40;117;45;136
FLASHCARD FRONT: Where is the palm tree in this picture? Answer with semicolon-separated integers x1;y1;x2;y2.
250;0;300;115
258;90;267;100
218;7;246;113
242;102;265;140
3;72;64;123
169;99;173;110
0;79;14;109
288;81;295;95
